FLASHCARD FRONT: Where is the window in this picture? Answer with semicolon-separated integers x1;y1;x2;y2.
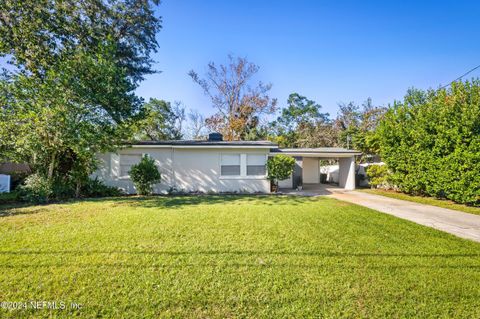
119;154;142;177
247;154;266;176
221;154;241;176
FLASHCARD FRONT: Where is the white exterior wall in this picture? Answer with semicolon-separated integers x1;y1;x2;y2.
338;156;356;190
277;175;293;188
92;147;270;194
92;148;174;194
172;149;269;193
302;157;320;184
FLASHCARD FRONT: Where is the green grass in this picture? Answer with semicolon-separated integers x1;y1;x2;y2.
1;195;479;318
359;188;480;216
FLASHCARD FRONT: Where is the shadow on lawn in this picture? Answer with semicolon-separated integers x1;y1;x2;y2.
0;194;321;217
0;204;54;217
96;194;319;209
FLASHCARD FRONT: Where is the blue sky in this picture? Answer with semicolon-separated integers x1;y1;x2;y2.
137;0;480;118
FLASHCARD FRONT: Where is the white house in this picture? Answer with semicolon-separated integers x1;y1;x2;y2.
92;133;361;194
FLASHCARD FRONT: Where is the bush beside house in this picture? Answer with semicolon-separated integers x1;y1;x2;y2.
366;164;391;189
16;174;123;204
267;155;296;192
129;155;161;195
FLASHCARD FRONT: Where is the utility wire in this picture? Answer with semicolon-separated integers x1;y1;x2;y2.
439;64;480;89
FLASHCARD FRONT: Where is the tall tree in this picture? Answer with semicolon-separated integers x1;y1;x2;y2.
134;98;184;141
188;55;277;140
335;101;361;148
0;43;141;188
0;0;161;195
0;0;161;80
357;98;387;155
186;109;207;140
335;99;386;156
273;93;332;147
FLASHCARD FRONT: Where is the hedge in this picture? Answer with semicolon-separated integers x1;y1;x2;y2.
377;80;480;206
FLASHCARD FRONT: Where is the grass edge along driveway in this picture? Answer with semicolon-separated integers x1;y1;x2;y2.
0;195;479;318
359;188;480;216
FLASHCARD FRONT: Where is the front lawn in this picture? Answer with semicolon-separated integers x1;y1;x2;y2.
359;188;480;216
1;196;479;318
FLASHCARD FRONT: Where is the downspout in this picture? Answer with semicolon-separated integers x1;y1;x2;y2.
172;147;176;189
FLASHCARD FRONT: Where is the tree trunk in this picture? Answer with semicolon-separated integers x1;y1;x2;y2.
47;152;56;181
75;180;81;198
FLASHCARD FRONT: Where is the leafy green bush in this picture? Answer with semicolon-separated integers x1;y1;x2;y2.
82;177;123;197
366;164;390;189
377;81;480;206
18;173;53;203
17;174;122;203
267;155;296;187
50;178;76;200
129;155;161;195
0;191;20;205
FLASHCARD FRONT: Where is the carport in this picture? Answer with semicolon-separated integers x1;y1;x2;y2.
270;148;362;190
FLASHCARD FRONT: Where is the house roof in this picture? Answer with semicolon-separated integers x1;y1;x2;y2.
128;140;277;148
271;147;362;157
127;140;361;156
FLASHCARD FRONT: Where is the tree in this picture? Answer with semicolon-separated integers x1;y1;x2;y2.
356;98;387;156
273;93;331;147
0;0;161;196
172;101;186;137
335;101;361;148
0;0;161;81
335;99;386;157
186;109;207;139
0;44;141;191
129;155;161;195
267;155;296;189
135;99;184;140
188;55;277;140
277;93;329;131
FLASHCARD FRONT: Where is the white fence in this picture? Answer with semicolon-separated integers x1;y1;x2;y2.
0;174;11;193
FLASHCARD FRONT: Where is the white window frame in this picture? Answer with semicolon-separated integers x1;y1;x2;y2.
118;154;143;179
246;154;267;177
219;153;267;180
220;153;241;176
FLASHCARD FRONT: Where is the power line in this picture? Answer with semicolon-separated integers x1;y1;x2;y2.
439;64;480;89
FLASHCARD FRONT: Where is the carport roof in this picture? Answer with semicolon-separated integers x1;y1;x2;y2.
270;147;362;157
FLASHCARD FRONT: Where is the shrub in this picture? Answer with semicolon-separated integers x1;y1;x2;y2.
51;179;76;200
366;164;390;189
377;81;480;205
18;173;53;203
17;175;122;203
129;155;161;195
82;177;123;197
0;191;20;205
267;155;295;187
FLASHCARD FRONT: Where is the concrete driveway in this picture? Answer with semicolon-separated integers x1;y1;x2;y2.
329;190;480;243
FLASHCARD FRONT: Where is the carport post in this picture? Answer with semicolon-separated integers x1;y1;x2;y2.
338;156;355;190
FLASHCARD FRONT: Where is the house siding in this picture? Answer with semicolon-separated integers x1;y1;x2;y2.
302;157;320;184
92;147;270;194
